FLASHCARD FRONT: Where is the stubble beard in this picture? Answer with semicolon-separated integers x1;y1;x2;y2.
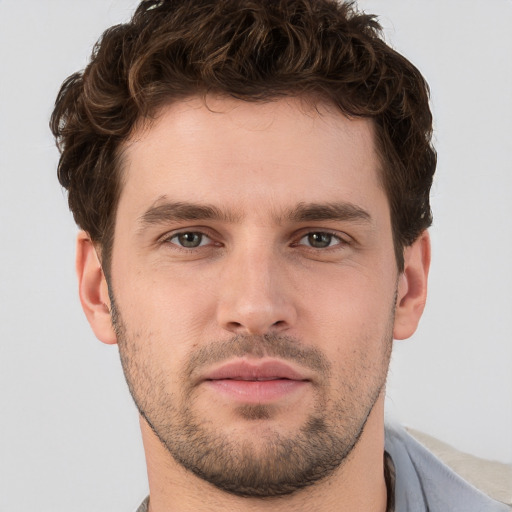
110;296;393;498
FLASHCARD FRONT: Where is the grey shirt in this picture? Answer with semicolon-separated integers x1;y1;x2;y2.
136;423;510;511
385;422;510;511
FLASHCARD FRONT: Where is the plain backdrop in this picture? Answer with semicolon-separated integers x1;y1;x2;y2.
0;1;511;511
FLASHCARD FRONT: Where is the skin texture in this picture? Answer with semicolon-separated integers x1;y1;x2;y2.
76;96;430;512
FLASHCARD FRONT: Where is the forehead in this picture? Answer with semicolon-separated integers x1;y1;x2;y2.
118;95;383;219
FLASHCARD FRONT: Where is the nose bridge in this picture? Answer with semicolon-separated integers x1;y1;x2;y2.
217;236;296;335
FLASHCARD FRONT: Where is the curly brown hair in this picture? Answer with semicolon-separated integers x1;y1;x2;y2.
51;0;436;273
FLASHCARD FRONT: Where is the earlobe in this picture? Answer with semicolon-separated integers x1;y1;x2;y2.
393;231;431;340
76;231;117;345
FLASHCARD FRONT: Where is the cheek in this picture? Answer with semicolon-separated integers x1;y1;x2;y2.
297;264;396;336
114;264;219;350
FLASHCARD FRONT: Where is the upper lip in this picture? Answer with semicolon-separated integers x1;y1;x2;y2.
203;359;310;382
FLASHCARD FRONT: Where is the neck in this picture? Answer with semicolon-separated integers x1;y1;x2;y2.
141;394;388;512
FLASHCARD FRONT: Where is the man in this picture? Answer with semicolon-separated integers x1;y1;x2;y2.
50;0;510;511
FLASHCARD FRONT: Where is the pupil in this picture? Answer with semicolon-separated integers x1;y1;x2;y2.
179;232;201;247
309;233;331;248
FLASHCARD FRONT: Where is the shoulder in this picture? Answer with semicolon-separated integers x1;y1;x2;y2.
385;422;512;512
406;427;512;507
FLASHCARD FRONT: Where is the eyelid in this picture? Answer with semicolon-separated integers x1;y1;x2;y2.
172;232;211;246
294;230;352;249
159;227;219;248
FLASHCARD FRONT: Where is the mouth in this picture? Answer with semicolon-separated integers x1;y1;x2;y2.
202;359;310;403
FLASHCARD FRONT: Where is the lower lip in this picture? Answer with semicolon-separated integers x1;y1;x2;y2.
205;379;308;403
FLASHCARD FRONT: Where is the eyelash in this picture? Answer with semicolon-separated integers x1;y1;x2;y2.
163;231;216;250
294;232;348;250
161;229;350;251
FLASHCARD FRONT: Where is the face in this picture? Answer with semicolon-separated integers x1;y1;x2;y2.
109;96;399;497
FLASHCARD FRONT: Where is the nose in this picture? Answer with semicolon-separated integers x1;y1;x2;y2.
216;245;297;336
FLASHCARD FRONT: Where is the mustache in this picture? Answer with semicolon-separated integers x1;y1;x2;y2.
184;333;331;379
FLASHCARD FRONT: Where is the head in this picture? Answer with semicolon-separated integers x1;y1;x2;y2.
52;0;434;500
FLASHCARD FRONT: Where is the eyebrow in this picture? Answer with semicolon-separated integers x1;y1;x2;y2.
284;202;372;224
137;200;242;229
137;199;372;230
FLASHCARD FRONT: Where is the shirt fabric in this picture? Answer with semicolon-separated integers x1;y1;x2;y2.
385;422;510;512
135;422;510;511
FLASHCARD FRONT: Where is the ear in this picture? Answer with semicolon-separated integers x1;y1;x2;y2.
393;230;431;340
76;231;117;345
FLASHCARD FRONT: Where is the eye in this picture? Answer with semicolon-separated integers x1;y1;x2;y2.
298;232;344;249
168;231;212;248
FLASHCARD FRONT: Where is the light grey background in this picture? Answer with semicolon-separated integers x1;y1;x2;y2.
0;1;511;511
